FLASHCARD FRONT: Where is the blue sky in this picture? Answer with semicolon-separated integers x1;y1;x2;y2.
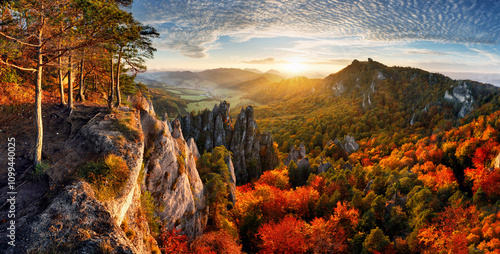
130;0;500;83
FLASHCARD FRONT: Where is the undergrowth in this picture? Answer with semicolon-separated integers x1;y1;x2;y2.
78;154;129;201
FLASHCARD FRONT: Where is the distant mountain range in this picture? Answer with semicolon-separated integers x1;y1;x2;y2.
136;68;285;90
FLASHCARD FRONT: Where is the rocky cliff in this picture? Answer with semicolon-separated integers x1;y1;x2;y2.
180;101;279;184
0;96;214;253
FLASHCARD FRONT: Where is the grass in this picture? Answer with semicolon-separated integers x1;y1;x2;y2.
111;114;141;142
78;154;129;201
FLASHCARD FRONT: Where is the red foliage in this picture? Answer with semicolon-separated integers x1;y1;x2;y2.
310;202;360;253
191;230;242;254
480;170;500;198
157;228;190;254
418;203;480;253
258;216;309;254
362;157;374;166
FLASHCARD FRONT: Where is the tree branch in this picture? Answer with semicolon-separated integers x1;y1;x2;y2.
0;31;39;48
0;58;36;72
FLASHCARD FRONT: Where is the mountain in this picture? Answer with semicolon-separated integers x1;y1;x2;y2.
254;59;500;150
244;76;322;104
136;68;284;90
243;68;263;74
265;69;282;75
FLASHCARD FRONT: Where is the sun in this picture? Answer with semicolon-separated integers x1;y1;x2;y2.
284;58;308;74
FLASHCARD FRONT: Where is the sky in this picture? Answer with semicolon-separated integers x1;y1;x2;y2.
130;0;500;84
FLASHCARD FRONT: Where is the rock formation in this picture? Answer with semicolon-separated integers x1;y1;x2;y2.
343;135;360;154
284;142;306;166
1;96;210;253
180;102;278;184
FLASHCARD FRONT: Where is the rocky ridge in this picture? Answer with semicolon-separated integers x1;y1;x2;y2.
180;101;278;184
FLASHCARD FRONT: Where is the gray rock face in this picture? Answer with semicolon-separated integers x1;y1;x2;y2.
318;162;333;174
343;135;360;154
284;142;307;166
494;152;500;169
181;102;278;184
298;143;307;159
4;100;214;252
225;155;237;205
4;182;138;254
284;146;299;166
127;93;155;116
141;113;207;238
444;81;475;118
297;157;310;169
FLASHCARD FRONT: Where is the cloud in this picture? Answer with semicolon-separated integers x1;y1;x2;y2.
241;57;286;64
307;59;354;65
400;49;449;56
131;0;500;58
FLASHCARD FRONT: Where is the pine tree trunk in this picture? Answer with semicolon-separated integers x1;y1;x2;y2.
58;56;66;105
114;50;122;108
78;58;85;101
108;56;114;109
68;53;73;109
34;31;43;167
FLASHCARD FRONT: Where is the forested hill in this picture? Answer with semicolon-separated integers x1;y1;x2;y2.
254;59;500;154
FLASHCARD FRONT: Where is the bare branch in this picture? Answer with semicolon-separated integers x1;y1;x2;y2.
0;58;36;72
0;31;39;48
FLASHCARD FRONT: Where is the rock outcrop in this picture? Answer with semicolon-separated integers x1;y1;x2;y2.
9;182;138;254
1;97;210;253
343;135;360;154
284;143;306;166
444;81;474;118
180;102;278;184
141;111;207;238
318;161;333;174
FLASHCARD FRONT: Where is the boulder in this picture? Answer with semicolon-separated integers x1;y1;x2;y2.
318;162;333;174
343;135;360;154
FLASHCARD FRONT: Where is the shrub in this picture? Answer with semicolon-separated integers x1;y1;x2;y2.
78;154;129;200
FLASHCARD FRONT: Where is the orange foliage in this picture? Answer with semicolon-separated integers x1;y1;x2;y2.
258;216;309;254
418;203;480;253
191;230;242;254
257;168;290;190
310;202;360;253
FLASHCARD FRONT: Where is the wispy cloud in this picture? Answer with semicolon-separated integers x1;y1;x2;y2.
241;57;286;64
400;49;449;56
132;0;500;58
306;59;354;65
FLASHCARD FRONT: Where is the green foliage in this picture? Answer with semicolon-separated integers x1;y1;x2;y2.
288;160;310;187
28;161;50;181
141;191;160;236
78;154;129;201
150;88;188;118
363;227;391;253
0;66;20;83
197;146;235;232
